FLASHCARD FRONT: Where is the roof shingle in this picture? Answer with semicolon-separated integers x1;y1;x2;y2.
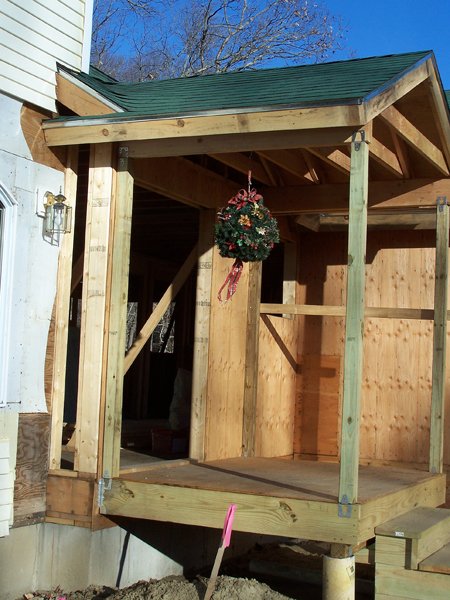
60;50;432;119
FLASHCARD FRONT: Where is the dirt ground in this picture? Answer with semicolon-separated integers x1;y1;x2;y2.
19;575;295;600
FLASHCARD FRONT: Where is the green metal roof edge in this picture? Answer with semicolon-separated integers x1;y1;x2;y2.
53;50;434;124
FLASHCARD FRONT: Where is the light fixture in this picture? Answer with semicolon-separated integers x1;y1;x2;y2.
43;188;72;235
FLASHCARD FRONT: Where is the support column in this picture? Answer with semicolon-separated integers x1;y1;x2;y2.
323;555;355;600
75;143;115;475
190;209;215;461
429;196;449;473
49;146;78;470
338;130;369;506
102;146;134;479
242;261;262;457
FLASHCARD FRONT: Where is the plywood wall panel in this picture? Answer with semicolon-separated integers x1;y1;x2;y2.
295;229;448;467
255;315;297;457
205;249;249;460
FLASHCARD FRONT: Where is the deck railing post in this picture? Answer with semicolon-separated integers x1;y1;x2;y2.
429;196;449;474
338;130;369;506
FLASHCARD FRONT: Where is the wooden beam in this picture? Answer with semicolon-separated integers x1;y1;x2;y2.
364;58;430;122
121;128;357;158
390;130;411;178
379;104;449;175
210;153;272;185
295;214;321;231
306;147;351;175
263;179;450;214
130;156;237;209
426;64;450;171
102;147;134;479
75;144;115;475
124;245;198;374
301;150;321;183
260;304;438;320
190;210;215;461
55;73;118;116
429;197;449;474
49;146;79;470
258;149;312;182
242;262;262;457
43;105;363;147
369;136;403;178
339;131;369;506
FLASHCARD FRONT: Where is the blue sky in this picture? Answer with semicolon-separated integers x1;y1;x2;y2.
326;0;450;89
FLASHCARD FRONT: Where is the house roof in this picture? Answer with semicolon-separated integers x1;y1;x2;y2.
58;50;432;120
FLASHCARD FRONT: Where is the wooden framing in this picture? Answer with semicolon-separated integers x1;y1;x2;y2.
44;54;450;592
242;262;262;457
102;147;134;479
75;143;116;474
339;130;369;506
49;146;78;470
429;197;449;473
190;210;215;461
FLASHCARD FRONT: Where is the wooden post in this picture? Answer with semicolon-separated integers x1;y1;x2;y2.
242;261;262;457
190;209;214;461
338;130;369;506
429;197;449;474
101;146;134;479
75;143;115;475
49;146;79;470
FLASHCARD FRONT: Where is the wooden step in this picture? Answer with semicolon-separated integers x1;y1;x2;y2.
375;507;450;569
419;541;450;575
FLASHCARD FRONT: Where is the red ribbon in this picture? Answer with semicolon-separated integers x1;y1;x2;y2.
217;258;243;302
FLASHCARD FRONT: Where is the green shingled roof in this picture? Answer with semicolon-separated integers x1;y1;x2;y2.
59;50;433;119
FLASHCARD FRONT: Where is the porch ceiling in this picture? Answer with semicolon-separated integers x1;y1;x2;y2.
48;51;450;229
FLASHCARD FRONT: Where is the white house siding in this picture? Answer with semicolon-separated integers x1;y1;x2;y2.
0;0;91;111
0;94;62;413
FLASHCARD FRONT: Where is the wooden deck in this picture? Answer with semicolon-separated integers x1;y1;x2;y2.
101;458;446;545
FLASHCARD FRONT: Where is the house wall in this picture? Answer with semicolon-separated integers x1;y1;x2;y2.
0;0;93;112
295;229;450;468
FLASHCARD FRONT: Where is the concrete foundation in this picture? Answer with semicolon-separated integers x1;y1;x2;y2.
0;523;183;599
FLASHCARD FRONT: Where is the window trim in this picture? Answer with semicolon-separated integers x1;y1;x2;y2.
0;182;18;408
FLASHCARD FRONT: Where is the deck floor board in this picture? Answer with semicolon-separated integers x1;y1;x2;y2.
120;457;436;504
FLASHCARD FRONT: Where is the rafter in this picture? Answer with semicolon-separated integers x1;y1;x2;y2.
379;104;449;175
390;129;411;178
306;147;350;175
301;150;321;183
257;149;313;182
209;153;272;185
369;137;403;178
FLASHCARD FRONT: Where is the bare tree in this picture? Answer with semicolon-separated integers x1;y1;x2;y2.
91;0;344;81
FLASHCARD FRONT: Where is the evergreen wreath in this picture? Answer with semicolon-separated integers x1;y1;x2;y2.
215;172;279;301
215;175;279;262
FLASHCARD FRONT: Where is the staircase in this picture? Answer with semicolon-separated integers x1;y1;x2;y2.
375;506;450;599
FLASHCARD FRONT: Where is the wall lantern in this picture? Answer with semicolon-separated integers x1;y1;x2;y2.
43;189;72;235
